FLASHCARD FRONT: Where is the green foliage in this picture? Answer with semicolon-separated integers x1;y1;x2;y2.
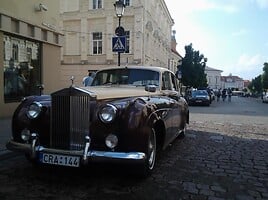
249;62;268;93
262;62;268;89
179;44;208;88
249;75;263;93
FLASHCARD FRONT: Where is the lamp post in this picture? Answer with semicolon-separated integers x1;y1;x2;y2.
176;59;183;94
114;0;125;66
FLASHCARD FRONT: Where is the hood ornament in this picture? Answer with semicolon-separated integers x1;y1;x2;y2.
70;76;75;87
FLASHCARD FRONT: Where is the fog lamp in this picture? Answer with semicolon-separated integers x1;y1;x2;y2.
21;129;31;141
105;134;118;149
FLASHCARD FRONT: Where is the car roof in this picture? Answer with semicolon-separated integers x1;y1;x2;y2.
96;66;175;74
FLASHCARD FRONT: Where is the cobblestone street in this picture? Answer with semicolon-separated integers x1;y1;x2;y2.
0;120;267;200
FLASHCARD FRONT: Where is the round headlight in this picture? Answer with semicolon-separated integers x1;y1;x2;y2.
105;134;118;149
27;102;42;119
99;104;117;123
21;129;31;141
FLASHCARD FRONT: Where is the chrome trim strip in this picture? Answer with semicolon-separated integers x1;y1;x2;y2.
31;133;37;159
83;136;91;163
6;141;146;163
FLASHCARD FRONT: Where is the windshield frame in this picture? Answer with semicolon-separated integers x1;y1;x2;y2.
91;68;160;87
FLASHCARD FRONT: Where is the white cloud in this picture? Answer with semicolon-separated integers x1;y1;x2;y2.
222;54;264;79
237;54;262;68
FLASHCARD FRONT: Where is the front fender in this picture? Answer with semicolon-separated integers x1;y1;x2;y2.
12;95;51;143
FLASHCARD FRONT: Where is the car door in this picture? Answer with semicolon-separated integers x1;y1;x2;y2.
161;71;181;145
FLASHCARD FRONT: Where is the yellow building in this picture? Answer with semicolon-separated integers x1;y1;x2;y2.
60;0;181;86
0;0;63;118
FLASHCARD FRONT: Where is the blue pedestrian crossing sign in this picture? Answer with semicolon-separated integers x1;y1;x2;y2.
112;36;126;52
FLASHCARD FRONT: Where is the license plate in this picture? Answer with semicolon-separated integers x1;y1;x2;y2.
39;153;80;167
196;100;202;103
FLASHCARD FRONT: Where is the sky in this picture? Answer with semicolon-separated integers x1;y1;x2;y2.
165;0;268;80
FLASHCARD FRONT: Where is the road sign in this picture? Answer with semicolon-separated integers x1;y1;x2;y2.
112;36;126;52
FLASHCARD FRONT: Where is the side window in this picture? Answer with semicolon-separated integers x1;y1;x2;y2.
162;72;172;90
171;73;178;91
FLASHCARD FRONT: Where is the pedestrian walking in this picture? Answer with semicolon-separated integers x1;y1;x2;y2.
216;89;221;102
82;70;95;86
227;88;232;102
222;89;227;101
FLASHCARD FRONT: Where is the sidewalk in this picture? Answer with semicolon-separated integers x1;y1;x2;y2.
0;117;12;155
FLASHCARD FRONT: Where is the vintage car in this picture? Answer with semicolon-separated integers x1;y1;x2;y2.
6;66;189;176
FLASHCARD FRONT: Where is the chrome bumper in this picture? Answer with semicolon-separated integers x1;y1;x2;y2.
6;140;146;165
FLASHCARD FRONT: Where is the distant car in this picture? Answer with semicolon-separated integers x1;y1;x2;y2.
6;66;189;177
188;89;211;106
263;93;268;103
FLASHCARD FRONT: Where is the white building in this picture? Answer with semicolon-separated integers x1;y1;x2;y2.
221;74;244;90
205;66;222;89
60;0;180;86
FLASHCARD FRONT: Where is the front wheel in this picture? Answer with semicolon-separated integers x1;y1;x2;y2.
138;128;157;177
178;116;187;138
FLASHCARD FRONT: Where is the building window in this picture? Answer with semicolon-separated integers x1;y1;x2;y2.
3;35;41;103
93;0;102;9
125;31;130;53
12;44;19;61
42;29;47;41
124;0;130;6
27;47;32;62
92;32;102;54
11;19;19;33
53;33;59;44
27;24;34;37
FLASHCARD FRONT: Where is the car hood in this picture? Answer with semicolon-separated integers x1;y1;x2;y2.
81;86;161;100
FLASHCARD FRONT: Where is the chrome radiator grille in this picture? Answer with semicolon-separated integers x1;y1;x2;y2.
50;88;95;150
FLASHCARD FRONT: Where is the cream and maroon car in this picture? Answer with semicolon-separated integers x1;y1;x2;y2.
7;66;189;177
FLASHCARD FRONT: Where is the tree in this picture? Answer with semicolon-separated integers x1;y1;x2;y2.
179;43;208;88
262;62;268;90
248;75;262;94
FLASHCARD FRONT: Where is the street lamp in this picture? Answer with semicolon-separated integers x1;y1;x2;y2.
114;0;125;66
176;59;183;94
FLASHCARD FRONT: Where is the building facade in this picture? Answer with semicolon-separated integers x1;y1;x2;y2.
169;30;182;73
205;66;222;89
221;74;244;90
60;0;176;86
0;0;63;118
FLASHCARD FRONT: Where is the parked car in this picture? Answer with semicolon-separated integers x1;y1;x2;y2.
6;66;189;177
263;93;268;103
188;89;211;106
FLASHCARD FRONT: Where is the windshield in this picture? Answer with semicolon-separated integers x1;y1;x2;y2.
191;90;208;97
91;68;159;87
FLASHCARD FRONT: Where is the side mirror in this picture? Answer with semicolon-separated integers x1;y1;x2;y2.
145;85;156;93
